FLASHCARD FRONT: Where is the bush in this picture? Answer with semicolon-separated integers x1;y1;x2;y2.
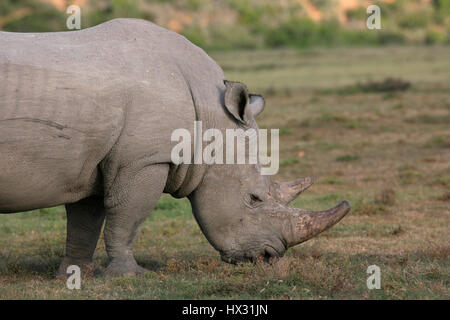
335;154;360;162
345;7;367;21
230;0;262;26
209;25;260;50
85;0;154;27
183;24;260;51
377;30;405;44
1;0;448;49
432;0;450;15
1;0;65;32
398;12;430;29
425;29;448;44
182;24;209;49
263;18;340;48
338;29;380;46
375;188;396;206
357;78;411;92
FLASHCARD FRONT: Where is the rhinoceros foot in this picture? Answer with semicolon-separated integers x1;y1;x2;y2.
56;257;100;279
103;257;149;278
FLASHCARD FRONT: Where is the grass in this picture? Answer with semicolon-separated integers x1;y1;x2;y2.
335;154;360;162
1;46;449;299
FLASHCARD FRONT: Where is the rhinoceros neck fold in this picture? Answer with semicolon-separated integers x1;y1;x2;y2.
165;59;225;198
165;163;207;198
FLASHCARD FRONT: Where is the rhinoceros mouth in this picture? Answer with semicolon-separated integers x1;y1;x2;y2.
219;243;285;264
263;245;284;263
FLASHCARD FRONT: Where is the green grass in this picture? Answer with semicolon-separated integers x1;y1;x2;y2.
335;154;360;162
1;46;449;299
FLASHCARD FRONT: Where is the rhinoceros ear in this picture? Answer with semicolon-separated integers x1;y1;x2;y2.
224;80;251;125
249;94;265;117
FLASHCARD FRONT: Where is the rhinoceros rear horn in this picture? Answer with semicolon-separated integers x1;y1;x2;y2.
271;177;315;205
282;201;351;248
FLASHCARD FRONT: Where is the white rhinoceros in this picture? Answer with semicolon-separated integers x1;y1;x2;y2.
0;19;350;277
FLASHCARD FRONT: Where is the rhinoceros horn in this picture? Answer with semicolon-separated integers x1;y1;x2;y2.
270;177;315;205
278;201;351;248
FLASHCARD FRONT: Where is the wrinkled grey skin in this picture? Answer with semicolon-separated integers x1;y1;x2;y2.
0;19;350;278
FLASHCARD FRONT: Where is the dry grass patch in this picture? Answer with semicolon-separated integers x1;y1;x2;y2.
436;192;450;202
375;187;397;206
1;46;449;299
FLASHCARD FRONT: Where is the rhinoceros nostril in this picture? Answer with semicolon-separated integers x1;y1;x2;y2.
263;246;279;264
263;251;271;264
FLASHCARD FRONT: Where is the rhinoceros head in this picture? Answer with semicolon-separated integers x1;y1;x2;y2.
188;80;351;263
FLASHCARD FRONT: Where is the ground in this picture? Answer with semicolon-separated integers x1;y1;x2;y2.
0;46;449;299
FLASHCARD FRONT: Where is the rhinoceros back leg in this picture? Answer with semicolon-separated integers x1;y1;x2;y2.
103;163;169;277
56;196;105;278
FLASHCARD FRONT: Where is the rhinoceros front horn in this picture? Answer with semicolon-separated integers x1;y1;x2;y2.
271;177;315;205
281;201;351;248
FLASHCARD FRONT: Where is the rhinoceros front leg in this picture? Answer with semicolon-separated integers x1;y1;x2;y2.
103;163;169;277
56;196;105;278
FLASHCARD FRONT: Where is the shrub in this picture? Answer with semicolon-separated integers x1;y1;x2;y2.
230;0;263;26
182;24;209;49
375;188;396;206
338;29;380;46
352;202;389;216
357;78;411;92
280;158;300;167
264;18;322;48
183;23;259;51
1;0;65;32
335;154;360;162
377;31;405;44
209;24;260;50
398;12;430;29
85;0;154;27
425;29;448;44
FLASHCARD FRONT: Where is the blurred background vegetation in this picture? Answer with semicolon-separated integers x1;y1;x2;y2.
1;0;449;300
0;0;449;50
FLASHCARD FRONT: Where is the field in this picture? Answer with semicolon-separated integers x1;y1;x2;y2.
0;46;449;299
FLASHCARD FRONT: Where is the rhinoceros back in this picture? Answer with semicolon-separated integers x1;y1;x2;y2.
0;19;226;212
0;20;175;211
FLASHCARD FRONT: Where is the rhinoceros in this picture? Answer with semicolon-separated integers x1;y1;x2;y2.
0;19;350;277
